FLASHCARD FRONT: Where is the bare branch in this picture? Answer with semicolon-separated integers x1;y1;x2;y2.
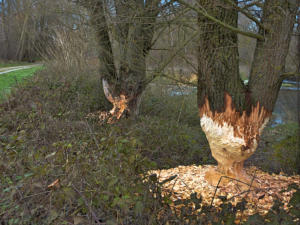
176;0;265;40
72;185;104;225
224;0;267;31
280;72;300;79
160;73;197;86
240;0;264;10
146;29;200;84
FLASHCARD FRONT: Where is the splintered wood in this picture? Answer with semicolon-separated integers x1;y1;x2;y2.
149;165;300;222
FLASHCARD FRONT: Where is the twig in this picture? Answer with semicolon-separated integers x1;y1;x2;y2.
160;73;197;87
209;174;259;208
146;29;201;85
240;170;257;220
72;185;104;225
209;176;223;208
280;72;300;80
159;175;178;185
246;170;256;197
224;0;267;31
226;189;252;202
16;187;34;218
84;120;101;151
177;90;185;124
177;177;195;193
22;190;51;200
241;0;263;10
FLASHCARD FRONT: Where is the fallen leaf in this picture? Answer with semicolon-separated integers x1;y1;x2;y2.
48;179;60;189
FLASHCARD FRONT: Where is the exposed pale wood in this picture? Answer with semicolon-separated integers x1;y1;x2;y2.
196;0;298;187
84;0;162;119
200;93;270;185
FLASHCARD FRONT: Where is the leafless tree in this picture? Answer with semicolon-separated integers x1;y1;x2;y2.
77;0;192;121
0;0;84;61
177;0;299;185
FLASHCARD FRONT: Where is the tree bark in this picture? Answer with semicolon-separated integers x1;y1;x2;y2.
1;0;12;60
197;0;298;186
248;0;298;112
85;0;160;121
0;0;5;58
296;12;300;174
197;0;245;113
89;0;117;83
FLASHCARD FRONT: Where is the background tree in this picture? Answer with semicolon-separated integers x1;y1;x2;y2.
0;0;84;61
296;13;300;174
177;0;299;185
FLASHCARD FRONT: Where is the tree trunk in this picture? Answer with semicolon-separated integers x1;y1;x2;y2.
295;12;300;174
248;0;297;111
1;0;11;60
102;78;143;123
85;0;160;121
197;0;297;186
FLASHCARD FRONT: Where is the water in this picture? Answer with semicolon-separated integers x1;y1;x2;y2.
169;81;299;126
272;89;299;126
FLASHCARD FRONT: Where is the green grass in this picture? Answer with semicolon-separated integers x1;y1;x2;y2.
0;66;43;98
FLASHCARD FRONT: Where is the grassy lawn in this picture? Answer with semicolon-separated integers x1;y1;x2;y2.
0;66;43;99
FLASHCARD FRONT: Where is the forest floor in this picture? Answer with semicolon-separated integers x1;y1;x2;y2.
0;62;299;225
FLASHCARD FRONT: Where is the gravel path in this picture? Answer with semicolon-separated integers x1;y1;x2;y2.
0;64;42;75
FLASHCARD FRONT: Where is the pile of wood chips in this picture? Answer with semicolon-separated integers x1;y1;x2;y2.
149;165;300;223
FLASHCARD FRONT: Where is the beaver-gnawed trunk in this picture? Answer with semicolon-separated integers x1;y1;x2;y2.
84;0;160;121
197;0;297;186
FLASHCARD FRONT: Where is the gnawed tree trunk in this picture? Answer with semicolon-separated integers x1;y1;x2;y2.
102;79;143;123
83;0;160;122
197;0;298;186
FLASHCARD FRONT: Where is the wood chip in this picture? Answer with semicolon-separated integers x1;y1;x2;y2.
149;165;300;222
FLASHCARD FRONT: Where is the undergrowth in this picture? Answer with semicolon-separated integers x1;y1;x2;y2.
0;61;299;224
250;123;300;175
